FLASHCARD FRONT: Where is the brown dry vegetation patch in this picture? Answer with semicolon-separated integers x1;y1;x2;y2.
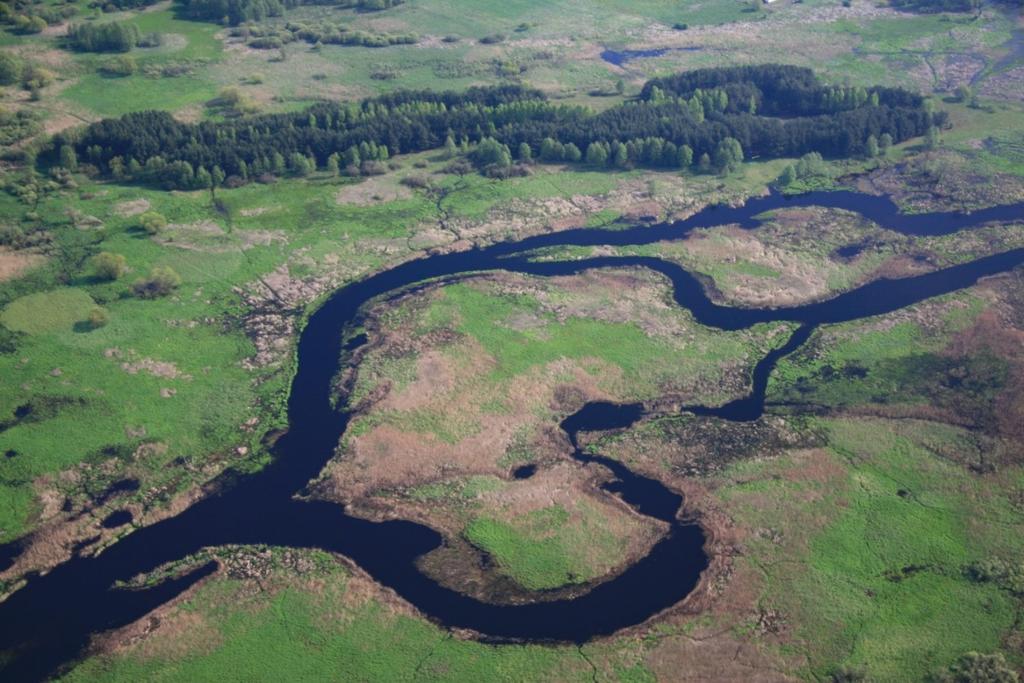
0;247;44;282
113;199;151;217
410;463;665;604
854;150;1024;211
946;279;1024;445
321;269;768;504
335;176;413;206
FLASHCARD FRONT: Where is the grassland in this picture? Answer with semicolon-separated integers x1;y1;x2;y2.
60;550;601;682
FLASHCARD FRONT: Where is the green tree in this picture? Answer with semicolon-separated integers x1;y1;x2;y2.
712;137;743;174
271;152;286;175
91;252;127;280
866;134;879;158
612;141;629;168
470;137;512;168
954;84;976;106
59;145;78;172
326;153;340;176
517;142;533;163
697;152;711;173
563;143;582;163
585;142;608;166
443;134;458;159
778;165;797;187
879;133;893;153
195;166;213;189
87;306;110;329
211;165;226;192
677;144;694;169
342;146;361;169
539;137;560;162
925;125;940;150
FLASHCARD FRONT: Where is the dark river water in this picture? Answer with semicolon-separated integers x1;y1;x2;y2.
1;189;1024;680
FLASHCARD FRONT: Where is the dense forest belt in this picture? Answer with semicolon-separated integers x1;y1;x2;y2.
55;65;939;190
2;190;1024;681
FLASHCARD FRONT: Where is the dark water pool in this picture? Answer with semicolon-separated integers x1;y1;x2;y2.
601;47;702;67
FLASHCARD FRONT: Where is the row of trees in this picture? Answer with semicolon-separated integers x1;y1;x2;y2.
66;21;141;53
54;66;942;189
240;21;417;49
178;0;402;26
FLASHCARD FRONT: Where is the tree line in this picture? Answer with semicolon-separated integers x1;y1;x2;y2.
52;65;944;190
66;21;142;53
178;0;402;26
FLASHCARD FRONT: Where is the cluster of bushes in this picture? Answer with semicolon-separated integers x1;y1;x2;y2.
965;558;1024;595
57;66;941;189
66;21;153;53
0;220;52;250
91;244;180;299
178;0;402;26
890;0;982;12
233;21;416;49
0;108;41;146
90;0;161;10
777;151;838;188
0;0;75;34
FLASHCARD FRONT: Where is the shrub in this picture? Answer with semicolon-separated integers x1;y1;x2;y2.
360;160;387;176
138;211;167;235
21;65;55;91
99;55;138;77
400;174;430;189
0;53;23;86
91;251;127;280
87;306;110;329
132;266;181;298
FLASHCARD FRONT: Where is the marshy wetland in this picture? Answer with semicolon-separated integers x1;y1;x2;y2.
3;189;1024;680
4;0;1024;680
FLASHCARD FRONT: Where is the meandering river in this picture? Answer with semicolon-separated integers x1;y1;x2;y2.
2;190;1023;681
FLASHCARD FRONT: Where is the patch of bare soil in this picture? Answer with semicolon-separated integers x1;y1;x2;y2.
948;275;1024;447
110;350;191;380
335;177;413;206
113;199;151;217
978;65;1024;102
0;247;44;282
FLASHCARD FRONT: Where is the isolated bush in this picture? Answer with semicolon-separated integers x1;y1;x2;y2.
400;174;430;189
87;306;110;329
132;266;181;298
91;251;127;280
138;211;167;235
